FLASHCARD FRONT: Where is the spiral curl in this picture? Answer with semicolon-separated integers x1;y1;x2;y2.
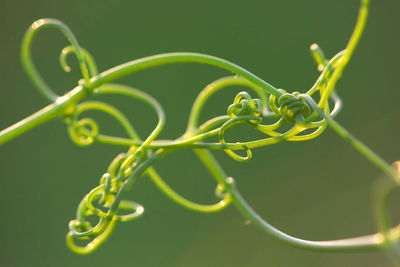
66;152;145;254
227;91;263;122
67;117;99;146
269;90;312;122
218;116;259;162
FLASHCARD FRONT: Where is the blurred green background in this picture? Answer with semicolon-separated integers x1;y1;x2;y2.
1;0;400;266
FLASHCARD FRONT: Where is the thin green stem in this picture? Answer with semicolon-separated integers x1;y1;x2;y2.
4;0;397;257
0;85;85;145
319;0;369;105
147;167;231;213
194;149;382;251
92;52;282;98
186;76;268;133
21;19;91;101
303;95;397;182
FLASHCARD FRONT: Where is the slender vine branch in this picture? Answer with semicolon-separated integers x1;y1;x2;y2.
2;0;399;259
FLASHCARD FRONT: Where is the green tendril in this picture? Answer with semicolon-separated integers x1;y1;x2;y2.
60;45;98;77
21;18;91;101
4;0;400;259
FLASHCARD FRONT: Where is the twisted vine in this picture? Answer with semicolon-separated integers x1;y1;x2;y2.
1;0;399;260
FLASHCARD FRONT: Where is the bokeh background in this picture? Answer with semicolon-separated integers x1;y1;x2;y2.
1;0;400;266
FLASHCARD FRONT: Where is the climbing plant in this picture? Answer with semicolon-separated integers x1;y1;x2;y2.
1;0;399;261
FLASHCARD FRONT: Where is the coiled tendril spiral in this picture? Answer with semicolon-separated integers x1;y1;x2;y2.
269;90;312;122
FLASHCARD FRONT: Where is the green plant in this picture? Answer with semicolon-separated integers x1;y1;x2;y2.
1;0;398;260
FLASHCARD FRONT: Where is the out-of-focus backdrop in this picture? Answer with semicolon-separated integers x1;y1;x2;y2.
1;0;399;266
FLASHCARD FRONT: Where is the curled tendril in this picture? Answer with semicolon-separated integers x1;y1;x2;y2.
98;173;112;205
219;115;261;162
67;117;99;146
5;0;398;259
59;45;98;77
85;184;144;221
227;91;264;121
216;177;236;197
66;207;116;254
148;167;232;213
107;153;128;178
21;18;92;101
186;75;269;133
277;92;312;122
269;90;312;122
66;151;145;254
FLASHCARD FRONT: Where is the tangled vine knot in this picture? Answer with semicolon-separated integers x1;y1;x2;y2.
3;0;400;262
269;90;312;122
66;152;146;252
227;91;264;121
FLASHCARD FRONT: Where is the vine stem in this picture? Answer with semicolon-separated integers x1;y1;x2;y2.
319;0;369;106
22;19;91;101
0;85;85;145
304;95;398;183
194;149;383;251
0;51;282;145
4;0;399;256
